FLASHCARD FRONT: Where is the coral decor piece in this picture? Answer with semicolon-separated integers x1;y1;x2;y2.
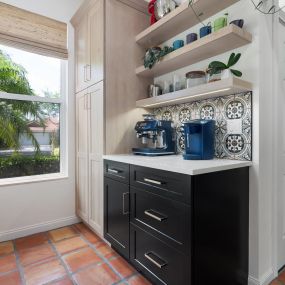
148;0;157;25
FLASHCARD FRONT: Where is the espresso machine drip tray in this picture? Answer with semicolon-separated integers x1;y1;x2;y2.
132;148;175;156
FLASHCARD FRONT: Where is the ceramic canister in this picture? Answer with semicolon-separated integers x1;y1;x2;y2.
173;40;184;50
199;26;212;38
186;33;198;44
213;17;228;32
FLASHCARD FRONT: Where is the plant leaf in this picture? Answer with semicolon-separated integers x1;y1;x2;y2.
230;69;242;77
228;53;241;67
208;61;227;69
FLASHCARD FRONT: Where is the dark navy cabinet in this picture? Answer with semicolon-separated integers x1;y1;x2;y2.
104;161;130;259
104;160;249;285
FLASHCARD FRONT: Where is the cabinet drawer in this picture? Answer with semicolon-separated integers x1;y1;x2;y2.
130;165;191;204
131;187;190;251
104;160;129;184
130;225;188;285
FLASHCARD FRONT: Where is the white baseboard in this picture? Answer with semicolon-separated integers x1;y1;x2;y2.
248;268;275;285
0;216;81;242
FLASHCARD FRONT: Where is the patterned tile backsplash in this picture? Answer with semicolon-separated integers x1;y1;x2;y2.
153;92;252;161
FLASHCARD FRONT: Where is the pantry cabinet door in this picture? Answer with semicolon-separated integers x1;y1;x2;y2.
88;82;104;235
76;90;89;222
75;16;88;93
87;0;104;86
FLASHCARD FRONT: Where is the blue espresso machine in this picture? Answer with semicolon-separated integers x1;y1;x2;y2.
132;114;176;156
181;120;215;160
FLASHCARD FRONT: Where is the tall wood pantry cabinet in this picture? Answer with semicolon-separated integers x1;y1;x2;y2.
72;0;151;236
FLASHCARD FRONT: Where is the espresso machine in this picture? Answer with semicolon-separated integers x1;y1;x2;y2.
132;114;176;156
181;120;215;160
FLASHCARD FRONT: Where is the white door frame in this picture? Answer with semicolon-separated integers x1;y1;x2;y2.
272;9;285;277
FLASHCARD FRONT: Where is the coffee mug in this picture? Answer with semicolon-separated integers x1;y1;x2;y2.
186;33;198;44
173;40;184;50
214;17;228;32
199;26;212;38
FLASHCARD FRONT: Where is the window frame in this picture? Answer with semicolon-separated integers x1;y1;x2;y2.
0;56;68;185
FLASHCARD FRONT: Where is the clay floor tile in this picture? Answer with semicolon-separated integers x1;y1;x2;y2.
74;263;120;285
23;258;66;285
48;227;78;243
0;254;17;274
15;233;48;251
63;247;102;272
54;236;89;255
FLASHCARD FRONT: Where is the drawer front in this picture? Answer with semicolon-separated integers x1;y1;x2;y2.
131;187;190;251
130;165;191;204
130;224;189;285
104;160;129;184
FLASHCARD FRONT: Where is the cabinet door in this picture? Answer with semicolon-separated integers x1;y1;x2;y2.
87;0;104;86
88;82;104;235
75;16;88;93
104;178;130;259
76;90;89;222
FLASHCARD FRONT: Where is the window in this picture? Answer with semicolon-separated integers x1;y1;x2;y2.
0;44;66;179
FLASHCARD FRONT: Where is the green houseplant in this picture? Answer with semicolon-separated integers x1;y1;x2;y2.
208;53;242;79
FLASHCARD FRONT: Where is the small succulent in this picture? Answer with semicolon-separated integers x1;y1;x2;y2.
208;53;242;77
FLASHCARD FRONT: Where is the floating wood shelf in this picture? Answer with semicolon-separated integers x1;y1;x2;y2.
136;25;252;78
136;0;239;47
136;77;252;108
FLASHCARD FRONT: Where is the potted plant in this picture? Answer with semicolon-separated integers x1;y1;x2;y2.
207;53;242;80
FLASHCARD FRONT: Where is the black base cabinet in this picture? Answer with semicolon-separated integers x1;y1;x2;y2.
104;160;249;285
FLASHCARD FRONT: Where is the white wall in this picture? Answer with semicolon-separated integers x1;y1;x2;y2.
0;0;83;241
154;1;275;284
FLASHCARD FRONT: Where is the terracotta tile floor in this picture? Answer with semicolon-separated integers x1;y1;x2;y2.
0;223;151;285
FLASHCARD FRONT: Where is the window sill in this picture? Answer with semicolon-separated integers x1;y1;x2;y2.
0;173;69;187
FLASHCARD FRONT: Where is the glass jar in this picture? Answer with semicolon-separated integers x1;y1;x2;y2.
186;71;206;88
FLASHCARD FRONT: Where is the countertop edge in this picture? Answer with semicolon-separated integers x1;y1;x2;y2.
103;155;252;176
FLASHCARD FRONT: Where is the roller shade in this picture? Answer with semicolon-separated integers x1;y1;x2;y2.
0;2;68;59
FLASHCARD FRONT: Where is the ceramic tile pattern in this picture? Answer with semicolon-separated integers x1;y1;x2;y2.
153;91;252;161
0;224;151;285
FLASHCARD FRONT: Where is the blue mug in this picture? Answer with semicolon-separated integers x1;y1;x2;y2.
200;26;212;38
173;40;184;50
186;33;198;44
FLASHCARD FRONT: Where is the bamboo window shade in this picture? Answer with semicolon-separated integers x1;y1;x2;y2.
0;2;68;59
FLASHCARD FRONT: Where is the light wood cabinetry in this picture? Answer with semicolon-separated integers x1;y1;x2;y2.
74;0;104;93
76;89;89;222
76;82;104;234
72;0;150;236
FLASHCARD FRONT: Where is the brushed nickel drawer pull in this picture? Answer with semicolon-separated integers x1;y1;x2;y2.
144;252;167;269
143;178;163;185
144;210;167;222
122;192;129;215
108;168;120;174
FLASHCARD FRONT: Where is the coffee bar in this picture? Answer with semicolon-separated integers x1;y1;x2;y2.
101;1;253;284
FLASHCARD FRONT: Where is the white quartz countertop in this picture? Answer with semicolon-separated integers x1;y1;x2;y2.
103;154;252;175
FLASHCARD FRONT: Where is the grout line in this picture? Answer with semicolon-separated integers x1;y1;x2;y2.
12;240;27;285
78;231;140;285
45;232;77;285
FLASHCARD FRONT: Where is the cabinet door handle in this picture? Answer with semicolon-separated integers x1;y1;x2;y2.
144;252;167;269
144;210;167;222
143;178;163;185
108;168;121;174
122;192;129;215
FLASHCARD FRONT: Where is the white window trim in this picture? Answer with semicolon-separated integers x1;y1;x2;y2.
0;60;68;183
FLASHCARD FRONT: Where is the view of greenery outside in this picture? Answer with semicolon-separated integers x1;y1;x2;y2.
0;50;60;178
